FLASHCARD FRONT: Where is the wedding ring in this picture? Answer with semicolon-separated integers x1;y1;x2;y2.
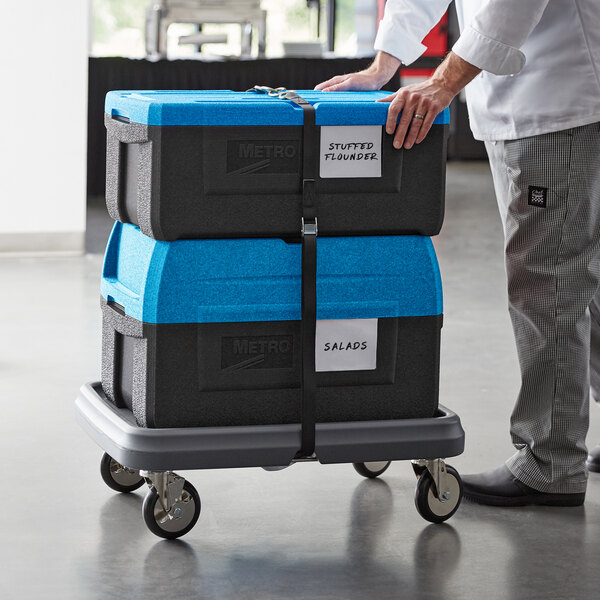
414;113;425;120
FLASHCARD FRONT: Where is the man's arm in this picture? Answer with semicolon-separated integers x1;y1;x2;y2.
316;0;450;92
316;0;551;149
380;0;551;148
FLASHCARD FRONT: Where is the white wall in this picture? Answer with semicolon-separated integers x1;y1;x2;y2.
0;1;89;252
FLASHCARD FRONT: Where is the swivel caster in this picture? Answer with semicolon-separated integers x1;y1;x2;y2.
413;459;462;524
141;471;201;539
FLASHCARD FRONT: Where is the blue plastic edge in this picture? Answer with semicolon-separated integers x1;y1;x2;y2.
100;224;443;325
105;90;450;127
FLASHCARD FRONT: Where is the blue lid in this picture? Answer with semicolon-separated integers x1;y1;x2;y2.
105;90;450;127
101;223;442;324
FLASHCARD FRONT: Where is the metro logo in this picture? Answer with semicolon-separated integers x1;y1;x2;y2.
238;143;297;159
232;338;292;355
221;335;294;371
227;139;300;175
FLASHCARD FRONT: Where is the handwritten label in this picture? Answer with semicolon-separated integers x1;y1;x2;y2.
315;318;378;372
319;126;382;179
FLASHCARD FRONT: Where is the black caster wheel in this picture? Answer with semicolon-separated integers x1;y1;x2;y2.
100;452;145;493
142;480;201;540
414;465;462;524
353;461;392;479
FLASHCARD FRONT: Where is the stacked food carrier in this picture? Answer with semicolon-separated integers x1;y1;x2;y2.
75;87;465;539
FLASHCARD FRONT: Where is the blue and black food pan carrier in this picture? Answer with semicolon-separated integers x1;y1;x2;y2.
101;222;444;429
105;89;449;241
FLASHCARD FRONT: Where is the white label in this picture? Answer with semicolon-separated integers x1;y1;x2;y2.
319;126;382;178
315;319;378;372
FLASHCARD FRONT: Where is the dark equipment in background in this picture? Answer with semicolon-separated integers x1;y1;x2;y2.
305;0;336;52
145;0;267;60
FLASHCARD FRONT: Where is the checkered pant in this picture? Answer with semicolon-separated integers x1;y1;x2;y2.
485;121;600;494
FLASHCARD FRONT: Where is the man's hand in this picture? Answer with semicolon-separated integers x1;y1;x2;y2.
378;52;481;149
315;71;385;92
377;78;456;150
315;51;401;92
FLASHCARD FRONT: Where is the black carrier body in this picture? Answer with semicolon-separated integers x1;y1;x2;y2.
104;90;448;241
102;299;442;429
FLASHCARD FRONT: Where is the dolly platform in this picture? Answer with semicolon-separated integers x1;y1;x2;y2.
76;382;465;539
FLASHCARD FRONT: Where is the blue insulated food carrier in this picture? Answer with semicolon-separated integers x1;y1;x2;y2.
104;90;450;241
100;223;444;429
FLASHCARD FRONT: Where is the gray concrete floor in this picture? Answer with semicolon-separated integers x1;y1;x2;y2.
2;162;600;599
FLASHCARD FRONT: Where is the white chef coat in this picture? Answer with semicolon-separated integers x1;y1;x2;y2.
374;0;600;141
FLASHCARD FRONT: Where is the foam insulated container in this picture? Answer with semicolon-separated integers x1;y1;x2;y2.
100;223;444;429
105;90;449;241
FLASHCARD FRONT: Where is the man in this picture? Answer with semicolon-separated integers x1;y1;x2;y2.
316;0;600;506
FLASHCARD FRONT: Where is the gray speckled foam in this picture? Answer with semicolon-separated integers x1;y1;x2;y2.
101;298;150;427
100;316;117;403
137;139;158;240
105;115;157;239
131;336;150;427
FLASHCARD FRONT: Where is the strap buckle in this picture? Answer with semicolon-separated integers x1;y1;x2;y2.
248;85;297;100
301;217;318;236
273;88;294;99
248;85;288;97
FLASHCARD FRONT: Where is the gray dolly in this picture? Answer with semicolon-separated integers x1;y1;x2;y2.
76;382;465;540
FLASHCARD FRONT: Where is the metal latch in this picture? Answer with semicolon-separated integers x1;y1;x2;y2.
301;217;318;236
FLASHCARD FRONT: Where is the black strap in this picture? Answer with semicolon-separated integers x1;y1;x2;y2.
248;86;318;458
299;219;317;457
286;91;318;459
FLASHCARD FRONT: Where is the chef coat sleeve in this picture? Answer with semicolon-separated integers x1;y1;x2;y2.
373;0;452;66
452;0;551;75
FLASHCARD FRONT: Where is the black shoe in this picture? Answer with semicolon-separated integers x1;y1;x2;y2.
586;445;600;473
462;465;585;507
